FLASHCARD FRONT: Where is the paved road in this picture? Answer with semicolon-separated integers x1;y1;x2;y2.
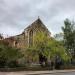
0;70;75;75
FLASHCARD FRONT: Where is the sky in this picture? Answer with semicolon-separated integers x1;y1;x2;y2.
0;0;75;37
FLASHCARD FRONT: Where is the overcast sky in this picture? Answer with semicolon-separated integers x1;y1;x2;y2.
0;0;75;37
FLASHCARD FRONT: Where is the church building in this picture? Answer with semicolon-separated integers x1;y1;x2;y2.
5;18;51;49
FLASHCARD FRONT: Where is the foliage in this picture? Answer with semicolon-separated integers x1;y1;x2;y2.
0;41;23;68
47;38;70;61
33;32;70;62
34;32;49;55
24;47;39;63
62;19;75;58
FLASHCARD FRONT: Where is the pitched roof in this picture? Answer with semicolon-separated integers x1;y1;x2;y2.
25;18;51;34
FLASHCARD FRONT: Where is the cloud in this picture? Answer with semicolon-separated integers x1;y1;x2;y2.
0;0;75;37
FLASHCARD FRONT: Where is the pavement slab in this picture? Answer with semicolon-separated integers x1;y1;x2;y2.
0;70;75;75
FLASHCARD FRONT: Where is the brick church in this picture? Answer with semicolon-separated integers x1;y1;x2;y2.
4;18;51;49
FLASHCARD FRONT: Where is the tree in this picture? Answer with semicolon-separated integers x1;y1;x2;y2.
0;41;23;68
33;32;69;66
24;47;39;64
62;19;75;58
23;32;70;68
24;32;50;66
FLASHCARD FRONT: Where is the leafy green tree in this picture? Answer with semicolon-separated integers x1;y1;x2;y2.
62;19;75;58
47;38;70;61
23;32;50;65
0;41;23;68
34;32;69;65
23;32;70;67
24;47;39;64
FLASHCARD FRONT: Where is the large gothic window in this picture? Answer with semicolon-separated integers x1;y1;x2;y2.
29;30;33;47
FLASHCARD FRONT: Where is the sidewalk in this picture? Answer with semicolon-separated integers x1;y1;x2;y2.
24;70;75;75
5;70;75;75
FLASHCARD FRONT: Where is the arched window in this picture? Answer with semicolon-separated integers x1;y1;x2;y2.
29;30;33;47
